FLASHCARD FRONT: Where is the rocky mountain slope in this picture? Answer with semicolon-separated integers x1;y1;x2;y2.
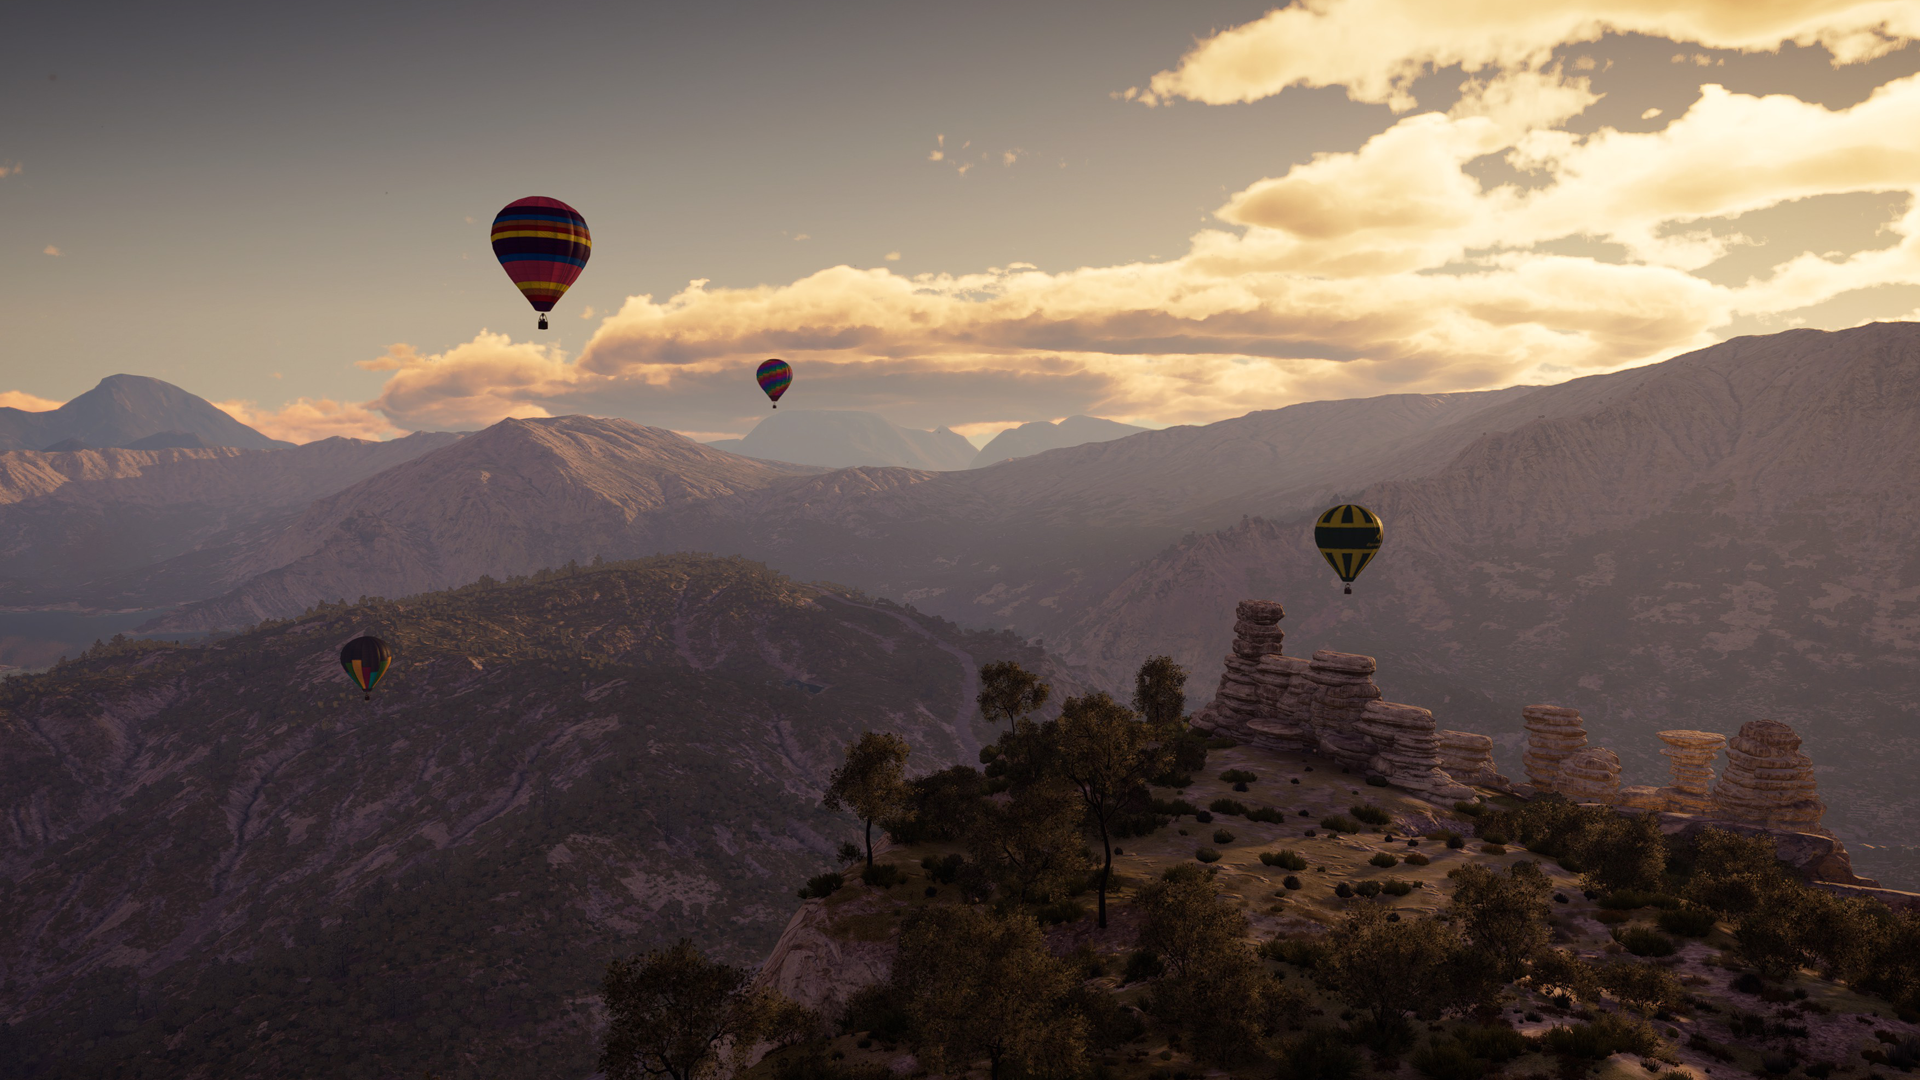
0;554;1036;1079
0;432;462;609
1059;323;1920;887
0;374;292;452
969;414;1148;468
705;410;977;470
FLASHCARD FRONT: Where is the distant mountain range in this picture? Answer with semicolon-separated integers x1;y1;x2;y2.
970;414;1147;468
0;374;292;451
704;409;977;470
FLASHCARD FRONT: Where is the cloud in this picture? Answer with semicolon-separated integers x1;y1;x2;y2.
212;397;405;443
0;163;21;179
342;7;1920;439
0;390;62;412
885;251;902;261
41;245;60;256
1140;0;1920;109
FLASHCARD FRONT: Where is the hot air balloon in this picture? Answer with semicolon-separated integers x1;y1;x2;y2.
755;358;792;408
339;635;392;701
1314;504;1383;595
490;197;591;330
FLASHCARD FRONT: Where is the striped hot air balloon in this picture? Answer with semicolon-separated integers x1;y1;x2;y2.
339;635;392;701
1314;504;1383;595
755;358;792;408
490;196;591;330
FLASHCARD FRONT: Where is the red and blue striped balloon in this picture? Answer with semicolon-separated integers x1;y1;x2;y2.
755;358;792;408
490;196;590;327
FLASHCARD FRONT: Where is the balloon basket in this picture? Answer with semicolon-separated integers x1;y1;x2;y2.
1343;585;1352;595
538;314;548;330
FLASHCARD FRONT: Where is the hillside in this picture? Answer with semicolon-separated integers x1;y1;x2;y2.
706;410;978;471
0;375;292;452
0;554;1039;1079
969;415;1148;468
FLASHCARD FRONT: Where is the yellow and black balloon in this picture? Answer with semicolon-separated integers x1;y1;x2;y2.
1314;504;1383;594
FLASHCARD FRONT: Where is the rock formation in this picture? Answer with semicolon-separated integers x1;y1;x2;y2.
1437;730;1509;789
1192;601;1314;751
1521;705;1587;791
1656;729;1725;813
1555;747;1621;803
1357;701;1474;799
1306;650;1384;769
1711;719;1825;831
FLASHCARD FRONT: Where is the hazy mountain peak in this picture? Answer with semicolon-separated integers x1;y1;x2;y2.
713;409;978;471
0;373;292;451
970;414;1149;468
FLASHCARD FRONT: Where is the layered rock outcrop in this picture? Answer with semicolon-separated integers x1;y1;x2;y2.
1437;730;1508;789
1358;701;1474;799
1522;705;1587;790
1712;719;1825;831
1307;650;1386;769
1555;747;1621;803
1657;729;1725;814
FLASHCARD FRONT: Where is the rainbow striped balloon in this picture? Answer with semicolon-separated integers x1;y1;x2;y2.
490;196;591;325
339;635;392;701
756;358;792;407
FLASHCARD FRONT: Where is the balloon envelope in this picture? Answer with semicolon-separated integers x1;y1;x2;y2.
1314;504;1383;586
490;197;591;313
756;358;792;405
339;635;392;697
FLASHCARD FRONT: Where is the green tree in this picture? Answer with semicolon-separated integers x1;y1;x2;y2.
967;781;1092;903
1321;905;1467;1039
1131;655;1188;728
1135;865;1248;978
823;732;912;869
977;661;1052;781
1136;864;1299;1064
892;905;1087;1080
1682;827;1793;915
1051;691;1167;928
1572;811;1667;894
1446;860;1552;1006
601;939;811;1080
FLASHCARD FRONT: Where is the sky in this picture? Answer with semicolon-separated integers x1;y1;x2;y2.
4;1;1920;445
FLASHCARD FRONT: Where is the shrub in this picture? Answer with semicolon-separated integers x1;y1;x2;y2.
1151;797;1200;817
1351;804;1392;826
1263;935;1329;969
1196;848;1222;863
1480;844;1507;855
1283;875;1303;890
1205;737;1239;750
1355;880;1383;898
862;863;904;888
1452;801;1485;817
1598;889;1674;910
1153;772;1195;789
1036;899;1087;925
1366;774;1389;787
1335;882;1354;898
799;871;845;899
1539;1013;1660;1060
1234;781;1250;792
1480;832;1508;846
1262;850;1309;871
1210;798;1250;816
1213;829;1236;845
1410;1040;1482;1080
1594;909;1632;925
840;982;912;1041
1614;926;1676;958
1369;852;1399;868
1193;810;1214;823
1453;1024;1532;1062
1121;949;1165;984
1382;880;1413;897
919;853;964;884
1276;1026;1363;1080
1247;806;1286;824
1405;852;1431;866
1221;769;1259;784
1658;907;1716;937
1321;814;1362;833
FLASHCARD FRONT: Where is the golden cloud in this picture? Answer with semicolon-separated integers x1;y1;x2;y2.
0;390;62;412
212;397;405;444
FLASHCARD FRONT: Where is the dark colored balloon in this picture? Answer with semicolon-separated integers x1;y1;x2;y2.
1314;504;1383;594
490;196;591;329
339;635;392;700
755;358;791;407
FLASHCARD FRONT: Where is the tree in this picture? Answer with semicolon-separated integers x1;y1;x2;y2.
823;732;912;869
601;939;811;1080
1571;811;1667;894
1136;864;1299;1065
1051;691;1167;928
1447;860;1553;1006
1135;865;1248;979
892;905;1087;1080
1321;905;1467;1039
977;661;1051;781
967;780;1092;903
1131;655;1189;728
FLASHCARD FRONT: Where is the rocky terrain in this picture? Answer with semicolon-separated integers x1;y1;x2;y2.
0;554;1039;1079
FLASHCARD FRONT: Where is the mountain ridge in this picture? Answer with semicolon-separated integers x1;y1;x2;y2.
0;374;293;452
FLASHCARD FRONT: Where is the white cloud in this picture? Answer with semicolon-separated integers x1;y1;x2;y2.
213;397;406;443
0;390;62;412
885;251;901;261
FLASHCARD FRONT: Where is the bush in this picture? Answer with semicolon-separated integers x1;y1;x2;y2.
1539;1013;1660;1060
1480;831;1508;846
1614;926;1676;957
1370;852;1399;868
1350;804;1392;826
1122;949;1165;984
1196;847;1222;863
1151;797;1200;817
840;982;912;1041
919;853;964;884
1213;829;1236;845
1221;769;1259;784
1036;899;1088;925
1658;907;1716;937
1366;774;1389;787
1453;1024;1533;1062
1275;1026;1363;1080
1210;798;1249;816
1382;880;1413;897
1247;806;1286;824
799;871;845;899
1263;935;1329;969
1335;882;1354;898
1452;801;1485;817
1355;880;1383;898
1205;737;1239;749
1480;844;1507;855
1283;875;1303;890
1321;814;1362;833
1598;889;1677;910
862;863;904;888
1405;852;1430;866
1262;850;1309;871
1410;1040;1485;1080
